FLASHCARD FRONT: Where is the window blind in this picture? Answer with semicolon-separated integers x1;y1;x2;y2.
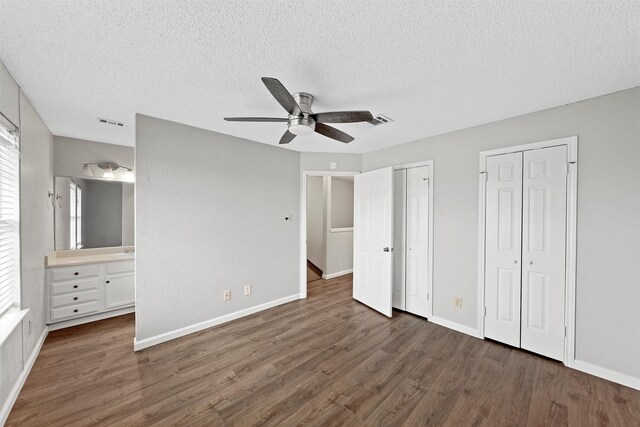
0;115;20;317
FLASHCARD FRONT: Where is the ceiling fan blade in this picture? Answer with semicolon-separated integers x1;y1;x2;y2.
224;117;288;122
279;130;296;145
314;123;354;143
311;111;373;124
261;77;302;116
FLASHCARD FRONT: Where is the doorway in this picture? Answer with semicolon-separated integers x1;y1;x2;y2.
300;171;358;298
478;136;578;365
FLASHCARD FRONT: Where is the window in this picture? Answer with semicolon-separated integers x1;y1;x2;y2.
69;181;82;250
0;115;20;317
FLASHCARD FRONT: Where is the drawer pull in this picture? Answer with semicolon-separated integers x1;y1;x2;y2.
73;309;78;313
74;272;79;276
74;297;78;301
106;280;110;284
73;285;78;289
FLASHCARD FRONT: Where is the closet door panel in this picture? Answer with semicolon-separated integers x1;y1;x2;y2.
392;169;406;310
521;146;567;361
405;166;429;318
484;152;523;347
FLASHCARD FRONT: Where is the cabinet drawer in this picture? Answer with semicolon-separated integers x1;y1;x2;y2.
50;301;99;322
105;261;134;275
51;289;99;308
50;277;99;295
51;265;99;282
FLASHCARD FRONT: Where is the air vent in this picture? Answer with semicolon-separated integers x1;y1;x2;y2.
98;117;126;127
368;114;393;126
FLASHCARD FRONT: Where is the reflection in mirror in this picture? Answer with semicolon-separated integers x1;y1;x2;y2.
54;176;134;250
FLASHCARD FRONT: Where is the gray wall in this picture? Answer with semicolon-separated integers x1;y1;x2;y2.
0;62;53;415
363;87;640;379
53;135;133;178
83;180;123;248
330;177;354;229
135;115;300;341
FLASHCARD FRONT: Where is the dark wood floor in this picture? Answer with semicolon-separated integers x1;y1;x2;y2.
8;274;640;426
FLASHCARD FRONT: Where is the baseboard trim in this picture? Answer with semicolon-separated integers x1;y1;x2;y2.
429;316;483;339
133;294;300;351
322;269;353;280
572;359;640;390
48;306;135;331
0;325;48;426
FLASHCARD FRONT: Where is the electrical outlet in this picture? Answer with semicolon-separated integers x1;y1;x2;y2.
224;290;231;301
244;285;251;296
454;297;463;309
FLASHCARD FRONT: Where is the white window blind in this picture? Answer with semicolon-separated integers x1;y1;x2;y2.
0;116;20;317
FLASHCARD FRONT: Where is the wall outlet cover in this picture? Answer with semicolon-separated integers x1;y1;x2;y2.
244;285;251;296
454;297;463;308
224;290;231;301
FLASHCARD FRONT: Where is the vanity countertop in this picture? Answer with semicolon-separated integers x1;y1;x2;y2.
46;246;135;268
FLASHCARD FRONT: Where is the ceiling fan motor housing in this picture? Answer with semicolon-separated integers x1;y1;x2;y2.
289;92;316;135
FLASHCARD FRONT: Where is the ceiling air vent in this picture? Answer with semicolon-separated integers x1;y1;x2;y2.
368;114;393;126
98;117;126;127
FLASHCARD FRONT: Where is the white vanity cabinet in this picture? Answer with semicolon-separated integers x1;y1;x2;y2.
46;260;134;325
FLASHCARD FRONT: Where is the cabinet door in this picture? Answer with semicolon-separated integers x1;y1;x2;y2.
484;152;523;348
105;274;135;310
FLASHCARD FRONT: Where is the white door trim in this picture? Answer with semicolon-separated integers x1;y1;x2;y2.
300;170;359;299
477;136;578;366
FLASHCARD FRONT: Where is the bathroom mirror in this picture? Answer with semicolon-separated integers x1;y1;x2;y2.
54;176;134;250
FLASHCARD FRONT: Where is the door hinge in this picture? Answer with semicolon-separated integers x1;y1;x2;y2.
480;171;487;181
427;292;430;300
484;306;487;316
564;326;567;337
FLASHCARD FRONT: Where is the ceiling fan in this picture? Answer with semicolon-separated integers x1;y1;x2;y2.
224;77;373;144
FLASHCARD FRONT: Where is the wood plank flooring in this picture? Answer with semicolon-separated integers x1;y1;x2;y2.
7;274;640;426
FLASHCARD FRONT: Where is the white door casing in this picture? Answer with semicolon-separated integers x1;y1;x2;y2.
405;166;430;317
353;167;394;317
484;152;523;347
393;169;407;310
521;146;567;361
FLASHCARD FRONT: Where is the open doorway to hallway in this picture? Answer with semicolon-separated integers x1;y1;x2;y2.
303;173;356;295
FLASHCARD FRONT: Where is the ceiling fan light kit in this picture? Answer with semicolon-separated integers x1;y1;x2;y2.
224;77;373;145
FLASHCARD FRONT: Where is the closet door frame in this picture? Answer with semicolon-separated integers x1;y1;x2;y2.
392;160;434;319
477;136;577;367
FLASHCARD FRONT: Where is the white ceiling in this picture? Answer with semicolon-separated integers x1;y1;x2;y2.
0;1;638;153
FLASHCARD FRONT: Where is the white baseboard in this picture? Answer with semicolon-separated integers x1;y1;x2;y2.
48;306;135;331
133;294;300;351
0;326;48;426
572;359;640;390
429;316;483;339
322;269;353;280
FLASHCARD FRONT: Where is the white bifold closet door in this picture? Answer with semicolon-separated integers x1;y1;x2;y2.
353;167;394;317
392;166;430;318
521;146;567;360
484;146;567;361
405;166;430;317
484;152;523;347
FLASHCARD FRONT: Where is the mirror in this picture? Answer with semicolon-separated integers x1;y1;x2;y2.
54;176;134;250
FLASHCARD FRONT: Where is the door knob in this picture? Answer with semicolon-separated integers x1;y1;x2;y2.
514;260;518;264
529;261;533;265
383;247;391;252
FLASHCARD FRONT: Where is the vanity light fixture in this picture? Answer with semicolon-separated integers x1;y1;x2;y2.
82;162;134;182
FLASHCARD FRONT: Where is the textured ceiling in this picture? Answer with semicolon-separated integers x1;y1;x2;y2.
0;1;638;153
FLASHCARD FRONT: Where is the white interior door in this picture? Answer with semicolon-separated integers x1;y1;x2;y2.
484;152;523;347
521;146;567;360
392;169;406;310
405;166;430;317
353;167;394;317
